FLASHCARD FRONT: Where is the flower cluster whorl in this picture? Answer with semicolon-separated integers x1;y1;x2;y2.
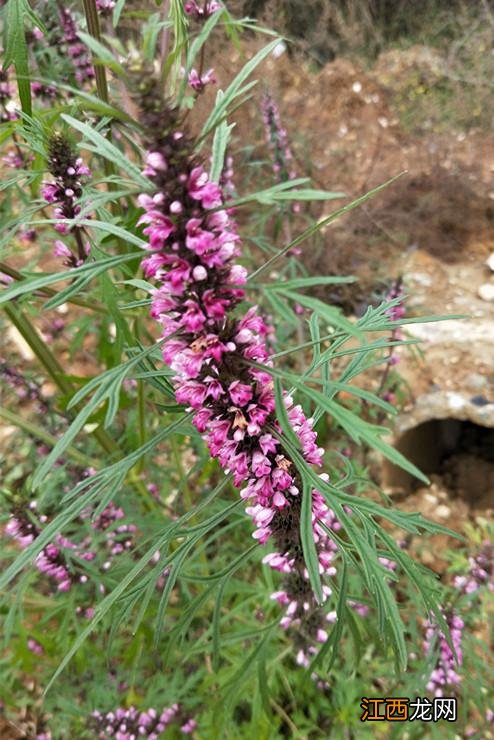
261;91;297;187
96;0;116;16
90;704;196;738
137;112;340;659
423;610;464;696
5;494;135;604
184;0;221;21
454;540;494;595
41;133;91;267
5;510;96;593
59;7;95;84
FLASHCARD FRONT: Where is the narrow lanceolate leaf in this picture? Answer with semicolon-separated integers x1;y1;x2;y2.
300;474;324;604
76;32;125;75
268;276;355;290
210;99;235;183
200;38;282;140
61;115;150;188
32;341;168;487
249;173;407;281
4;0;32;115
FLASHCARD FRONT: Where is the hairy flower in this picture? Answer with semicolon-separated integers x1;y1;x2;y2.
5;492;135;607
134;94;340;664
31;81;58;99
96;0;115;15
261;90;300;221
42;133;91;267
454;540;494;594
59;7;95;84
27;637;44;655
261;91;297;186
90;704;195;738
423;610;464;696
184;0;221;21
0;359;48;411
188;68;216;92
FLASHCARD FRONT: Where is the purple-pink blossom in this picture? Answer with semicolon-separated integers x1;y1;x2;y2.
96;0;115;15
188;68;216;92
59;8;95;84
423;610;464;696
261;90;301;221
90;704;195;738
184;0;221;20
27;637;44;655
454;540;494;594
5;492;135;603
135;105;342;663
42;134;91;267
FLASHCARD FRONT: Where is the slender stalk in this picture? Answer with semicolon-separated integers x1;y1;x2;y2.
82;0;109;104
269;699;303;738
160;0;171;67
81;0;121;220
136;378;146;474
3;303;119;456
0;407;92;468
5;303;73;395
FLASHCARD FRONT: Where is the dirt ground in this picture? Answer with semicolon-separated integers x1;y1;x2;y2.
204;38;494;558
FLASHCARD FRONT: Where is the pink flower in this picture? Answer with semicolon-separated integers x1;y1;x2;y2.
228;381;253;406
184;0;220;19
188;68;216;92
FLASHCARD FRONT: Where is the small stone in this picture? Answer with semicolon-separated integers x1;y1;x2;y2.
436;505;451;518
486;253;494;271
478;283;494;302
471;395;492;407
466;372;488;390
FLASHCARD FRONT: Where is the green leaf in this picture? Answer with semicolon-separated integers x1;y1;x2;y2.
200;38;282;140
76;32;125;75
112;0;126;27
266;188;346;202
274;380;323;602
249;172;406;282
267;276;355;290
4;0;32;116
0;252;142;306
300;474;324;604
60;114;150;188
209;97;235;183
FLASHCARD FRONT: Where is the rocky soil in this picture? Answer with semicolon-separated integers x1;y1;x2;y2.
205;38;494;555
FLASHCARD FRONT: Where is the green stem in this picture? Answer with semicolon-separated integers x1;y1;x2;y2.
137;378;146;474
5;303;73;395
134;319;146;474
0;407;92;468
81;0;121;219
3;303;119;456
82;0;109;104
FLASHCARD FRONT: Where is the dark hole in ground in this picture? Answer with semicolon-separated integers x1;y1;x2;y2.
384;419;494;508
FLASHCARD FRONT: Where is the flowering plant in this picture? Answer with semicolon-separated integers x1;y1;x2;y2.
1;1;489;737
